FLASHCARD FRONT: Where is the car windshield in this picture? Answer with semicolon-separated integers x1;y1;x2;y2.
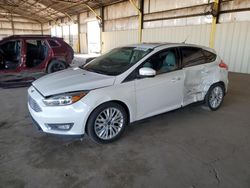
82;47;152;76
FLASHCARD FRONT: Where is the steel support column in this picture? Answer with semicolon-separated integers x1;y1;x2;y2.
209;0;219;48
77;14;81;53
129;0;143;43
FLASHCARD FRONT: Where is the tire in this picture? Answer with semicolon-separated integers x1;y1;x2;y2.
205;83;225;111
47;60;67;73
86;102;128;144
0;50;5;70
0;53;4;69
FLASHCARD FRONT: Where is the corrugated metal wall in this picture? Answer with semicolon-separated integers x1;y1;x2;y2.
142;24;211;46
102;22;250;73
102;24;211;51
102;30;138;52
215;22;250;74
0;17;44;39
42;23;50;35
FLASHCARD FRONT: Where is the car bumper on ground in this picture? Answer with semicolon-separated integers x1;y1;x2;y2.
27;86;91;137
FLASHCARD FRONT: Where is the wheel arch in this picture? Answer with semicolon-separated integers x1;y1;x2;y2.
84;100;131;135
209;81;226;94
217;81;226;89
205;81;226;111
46;58;68;73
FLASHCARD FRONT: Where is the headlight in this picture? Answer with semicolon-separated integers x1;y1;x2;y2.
43;91;87;106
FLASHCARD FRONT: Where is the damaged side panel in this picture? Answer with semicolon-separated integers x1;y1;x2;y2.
183;62;221;106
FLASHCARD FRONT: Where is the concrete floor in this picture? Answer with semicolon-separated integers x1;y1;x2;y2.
0;72;250;188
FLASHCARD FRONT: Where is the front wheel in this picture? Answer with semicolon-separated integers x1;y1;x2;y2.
0;53;4;69
86;102;128;144
47;60;67;73
205;83;225;111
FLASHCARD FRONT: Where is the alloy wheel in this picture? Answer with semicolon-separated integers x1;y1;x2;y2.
209;86;224;109
94;107;124;140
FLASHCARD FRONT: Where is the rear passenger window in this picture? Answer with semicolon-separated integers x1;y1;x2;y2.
48;39;60;47
181;47;206;67
203;50;216;63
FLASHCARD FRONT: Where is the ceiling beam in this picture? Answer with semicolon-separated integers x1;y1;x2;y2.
0;4;18;8
0;0;130;24
0;13;11;21
44;0;91;18
0;4;42;23
11;0;57;22
30;1;75;23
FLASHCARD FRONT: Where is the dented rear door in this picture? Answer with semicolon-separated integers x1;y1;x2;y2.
180;47;211;106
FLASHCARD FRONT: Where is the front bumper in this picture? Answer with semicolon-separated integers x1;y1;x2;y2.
30;115;84;139
28;86;91;136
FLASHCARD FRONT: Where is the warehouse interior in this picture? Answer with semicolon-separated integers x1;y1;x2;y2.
0;0;250;187
1;0;250;72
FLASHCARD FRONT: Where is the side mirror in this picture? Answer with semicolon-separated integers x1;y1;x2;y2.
139;67;156;78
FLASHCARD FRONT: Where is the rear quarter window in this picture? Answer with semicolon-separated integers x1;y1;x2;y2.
181;47;206;67
48;39;60;47
203;50;217;63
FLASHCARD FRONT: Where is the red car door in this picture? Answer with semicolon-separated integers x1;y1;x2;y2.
20;39;49;81
0;39;25;88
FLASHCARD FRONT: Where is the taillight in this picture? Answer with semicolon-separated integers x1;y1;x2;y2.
219;60;228;70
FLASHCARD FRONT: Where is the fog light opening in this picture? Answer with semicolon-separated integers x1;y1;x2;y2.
45;123;74;131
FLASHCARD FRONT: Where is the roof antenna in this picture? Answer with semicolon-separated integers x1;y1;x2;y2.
182;36;189;44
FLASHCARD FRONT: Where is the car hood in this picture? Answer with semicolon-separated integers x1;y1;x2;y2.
32;67;116;96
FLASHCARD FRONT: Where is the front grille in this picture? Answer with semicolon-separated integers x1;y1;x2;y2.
28;95;42;112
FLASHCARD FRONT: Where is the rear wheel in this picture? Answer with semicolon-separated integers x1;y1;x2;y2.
205;83;225;111
86;102;128;144
47;60;66;73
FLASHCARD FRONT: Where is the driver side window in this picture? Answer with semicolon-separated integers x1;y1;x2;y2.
142;48;178;75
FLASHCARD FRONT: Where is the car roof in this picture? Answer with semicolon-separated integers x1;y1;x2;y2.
127;43;177;49
1;35;62;40
125;42;215;53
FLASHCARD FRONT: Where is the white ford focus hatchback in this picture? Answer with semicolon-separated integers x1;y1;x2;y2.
28;43;228;143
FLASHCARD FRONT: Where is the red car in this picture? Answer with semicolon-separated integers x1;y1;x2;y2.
0;35;74;88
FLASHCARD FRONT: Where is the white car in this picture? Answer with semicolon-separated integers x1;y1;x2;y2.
28;43;228;143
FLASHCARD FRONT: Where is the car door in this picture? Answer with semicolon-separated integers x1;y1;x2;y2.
21;39;48;79
0;39;25;88
180;47;209;106
0;39;22;73
135;48;185;120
